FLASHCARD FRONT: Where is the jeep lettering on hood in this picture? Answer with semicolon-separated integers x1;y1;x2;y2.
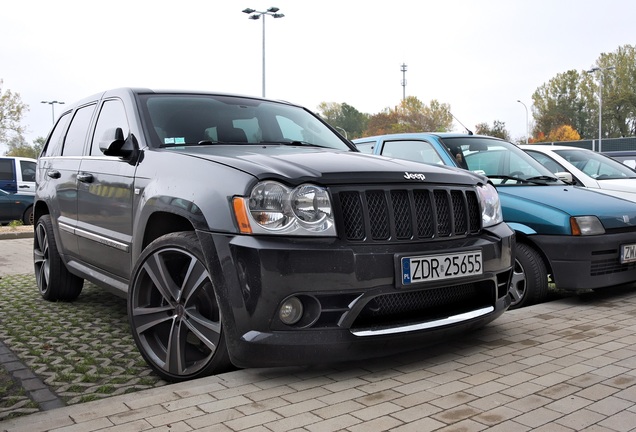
404;172;426;181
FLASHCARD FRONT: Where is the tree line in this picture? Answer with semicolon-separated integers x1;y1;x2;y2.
1;44;634;157
318;44;636;143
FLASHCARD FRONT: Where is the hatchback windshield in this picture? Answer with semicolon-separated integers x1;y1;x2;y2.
138;93;352;151
442;137;562;185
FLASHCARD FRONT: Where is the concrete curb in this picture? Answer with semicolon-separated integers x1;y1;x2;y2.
0;231;33;240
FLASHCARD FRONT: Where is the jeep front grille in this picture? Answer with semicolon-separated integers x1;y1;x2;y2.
335;186;481;243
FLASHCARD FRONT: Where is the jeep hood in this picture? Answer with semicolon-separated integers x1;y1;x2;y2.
498;185;636;232
169;145;485;186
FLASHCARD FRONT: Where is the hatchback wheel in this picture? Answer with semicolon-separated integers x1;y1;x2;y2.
33;215;84;301
509;242;548;309
128;232;232;382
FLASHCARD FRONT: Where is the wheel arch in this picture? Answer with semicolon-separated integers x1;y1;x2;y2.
513;231;554;279
140;211;196;253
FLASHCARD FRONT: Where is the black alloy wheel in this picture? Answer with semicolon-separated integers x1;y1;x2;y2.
33;215;84;301
128;231;232;382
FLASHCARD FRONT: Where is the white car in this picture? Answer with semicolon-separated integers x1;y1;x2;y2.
521;145;636;201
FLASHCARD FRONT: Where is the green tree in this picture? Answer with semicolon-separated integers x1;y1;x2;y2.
317;102;369;139
475;120;511;141
532;70;589;138
0;79;28;145
532;44;636;140
5;135;44;158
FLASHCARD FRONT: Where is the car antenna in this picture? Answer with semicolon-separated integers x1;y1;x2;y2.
450;112;473;135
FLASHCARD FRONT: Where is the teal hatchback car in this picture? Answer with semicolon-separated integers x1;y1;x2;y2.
354;133;636;308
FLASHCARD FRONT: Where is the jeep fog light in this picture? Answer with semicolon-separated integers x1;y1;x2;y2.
279;297;304;325
571;216;605;235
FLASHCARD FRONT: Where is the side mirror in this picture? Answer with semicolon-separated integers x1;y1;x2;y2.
555;171;573;183
100;128;139;163
99;127;126;155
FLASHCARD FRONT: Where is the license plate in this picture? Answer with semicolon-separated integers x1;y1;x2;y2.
621;243;636;263
401;251;482;285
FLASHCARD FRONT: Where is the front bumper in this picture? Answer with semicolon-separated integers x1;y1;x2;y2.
531;231;636;290
198;222;514;368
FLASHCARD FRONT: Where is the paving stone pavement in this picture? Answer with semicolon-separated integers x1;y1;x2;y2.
2;238;636;431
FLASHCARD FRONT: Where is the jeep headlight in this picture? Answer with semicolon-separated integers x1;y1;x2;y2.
476;183;503;228
233;181;336;236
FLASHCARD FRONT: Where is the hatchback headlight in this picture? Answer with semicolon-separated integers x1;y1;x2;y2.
570;216;605;235
233;181;336;236
476;183;503;228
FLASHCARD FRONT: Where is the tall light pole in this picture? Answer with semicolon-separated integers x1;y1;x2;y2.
242;7;285;98
586;66;615;152
41;100;65;125
516;100;529;144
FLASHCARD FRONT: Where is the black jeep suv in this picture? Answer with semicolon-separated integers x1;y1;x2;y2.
34;88;514;381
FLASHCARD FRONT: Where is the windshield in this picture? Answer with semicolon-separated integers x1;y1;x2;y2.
442;137;562;185
138;94;352;151
553;148;636;180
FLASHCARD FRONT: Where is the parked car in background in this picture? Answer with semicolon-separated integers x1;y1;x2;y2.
522;145;636;200
354;133;636;309
0;188;34;225
34;88;515;382
0;156;37;195
603;150;636;170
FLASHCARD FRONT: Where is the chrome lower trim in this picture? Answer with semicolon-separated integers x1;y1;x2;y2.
351;306;494;337
58;222;129;252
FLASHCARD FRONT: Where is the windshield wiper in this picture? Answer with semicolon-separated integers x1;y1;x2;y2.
525;175;560;183
487;175;531;183
159;142;201;148
264;141;326;148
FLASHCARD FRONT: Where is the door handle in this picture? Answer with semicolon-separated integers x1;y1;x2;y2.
47;170;61;179
77;173;94;183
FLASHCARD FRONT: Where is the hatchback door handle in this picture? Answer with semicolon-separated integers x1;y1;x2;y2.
77;173;94;183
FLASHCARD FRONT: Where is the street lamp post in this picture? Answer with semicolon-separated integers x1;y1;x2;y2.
586;66;615;152
516;100;529;144
41;100;65;125
242;7;285;98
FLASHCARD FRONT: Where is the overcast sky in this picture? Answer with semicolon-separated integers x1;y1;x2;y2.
1;0;633;154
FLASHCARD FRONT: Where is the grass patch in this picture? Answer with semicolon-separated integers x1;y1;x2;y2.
0;275;167;418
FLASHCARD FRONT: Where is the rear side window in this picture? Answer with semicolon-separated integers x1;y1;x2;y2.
0;159;14;181
0;159;15;180
20;160;36;182
62;104;97;156
42;111;72;157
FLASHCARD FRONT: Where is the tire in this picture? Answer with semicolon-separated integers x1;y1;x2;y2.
128;231;232;382
23;206;34;225
33;215;84;301
509;242;548;309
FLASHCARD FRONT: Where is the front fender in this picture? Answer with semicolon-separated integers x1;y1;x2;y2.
506;222;538;236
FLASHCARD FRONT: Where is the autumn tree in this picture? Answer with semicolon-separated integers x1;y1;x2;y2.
364;109;399;136
546;125;581;142
0;79;28;145
475;120;511;141
362;96;453;136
